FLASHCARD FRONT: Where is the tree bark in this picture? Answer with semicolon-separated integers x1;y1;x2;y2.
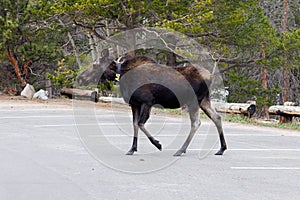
5;47;27;87
59;18;90;67
88;33;98;64
261;42;269;120
23;61;32;80
282;0;290;122
283;0;289;102
283;66;289;102
68;32;82;67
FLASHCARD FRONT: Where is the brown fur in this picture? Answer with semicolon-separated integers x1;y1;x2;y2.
110;55;227;156
120;56;212;84
121;56;157;73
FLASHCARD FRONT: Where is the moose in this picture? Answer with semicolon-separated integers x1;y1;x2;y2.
105;55;227;156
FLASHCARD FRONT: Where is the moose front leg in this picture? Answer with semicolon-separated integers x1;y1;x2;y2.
126;136;138;155
126;106;139;155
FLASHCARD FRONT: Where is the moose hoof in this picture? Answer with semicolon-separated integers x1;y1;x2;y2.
126;151;134;155
153;140;162;151
126;147;137;155
215;147;226;155
149;137;162;151
173;149;186;157
214;150;223;155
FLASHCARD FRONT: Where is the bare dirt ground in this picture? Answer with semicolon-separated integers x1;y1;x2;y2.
0;93;181;117
0;94;74;110
1;93;299;130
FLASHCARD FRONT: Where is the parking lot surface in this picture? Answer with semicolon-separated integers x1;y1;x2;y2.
0;103;300;200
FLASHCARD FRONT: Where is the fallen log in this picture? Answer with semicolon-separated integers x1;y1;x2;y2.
99;97;125;104
97;97;257;117
269;105;300;123
60;88;98;102
269;105;300;116
212;102;256;117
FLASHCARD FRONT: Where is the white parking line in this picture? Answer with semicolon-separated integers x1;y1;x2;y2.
231;167;300;170
34;122;184;128
221;148;300;151
0;115;75;119
0;109;73;112
34;123;92;127
165;148;300;151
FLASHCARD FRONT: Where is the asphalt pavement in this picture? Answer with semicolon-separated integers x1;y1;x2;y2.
0;103;300;200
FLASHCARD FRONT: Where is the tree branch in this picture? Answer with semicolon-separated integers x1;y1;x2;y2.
219;59;257;73
185;32;219;38
73;20;128;48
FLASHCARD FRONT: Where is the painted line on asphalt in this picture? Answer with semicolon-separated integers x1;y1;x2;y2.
0;115;132;120
33;124;288;136
0;109;73;112
34;123;186;127
32;124;294;138
34;123;93;127
0;115;75;119
231;167;300;170
164;148;300;151
89;134;186;137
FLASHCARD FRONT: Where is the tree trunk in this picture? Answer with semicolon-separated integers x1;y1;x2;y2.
5;47;27;87
58;19;82;67
88;33;98;64
23;61;32;81
283;0;288;33
93;35;101;64
283;0;289;102
261;42;269;120
68;32;82;67
283;67;289;102
282;0;290;122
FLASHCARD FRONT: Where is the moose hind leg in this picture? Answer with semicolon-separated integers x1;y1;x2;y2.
200;97;227;155
174;107;201;156
126;106;139;155
138;104;162;151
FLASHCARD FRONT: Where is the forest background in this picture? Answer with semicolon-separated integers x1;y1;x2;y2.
0;0;299;117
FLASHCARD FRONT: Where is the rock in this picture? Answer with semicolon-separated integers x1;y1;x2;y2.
20;84;35;99
33;89;49;100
